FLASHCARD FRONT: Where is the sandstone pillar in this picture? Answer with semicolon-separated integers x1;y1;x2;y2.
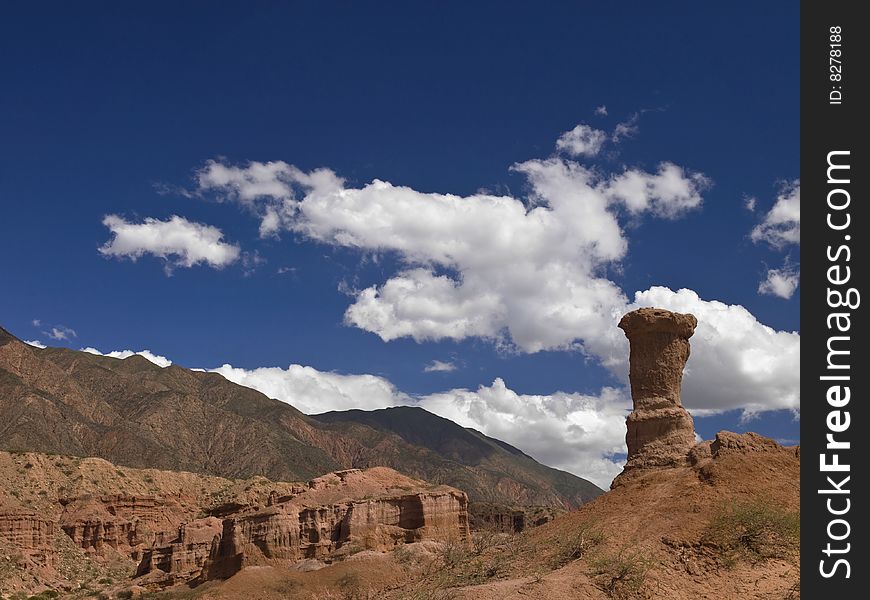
618;307;697;469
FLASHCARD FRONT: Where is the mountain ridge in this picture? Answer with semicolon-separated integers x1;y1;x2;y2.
0;326;602;509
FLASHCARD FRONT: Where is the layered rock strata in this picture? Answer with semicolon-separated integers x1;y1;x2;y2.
1;449;471;593
617;308;698;473
136;474;470;585
0;510;56;567
60;494;187;558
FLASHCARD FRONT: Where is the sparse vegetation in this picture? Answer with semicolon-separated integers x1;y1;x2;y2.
268;579;302;594
7;592;60;600
392;545;415;565
704;499;800;564
548;521;604;568
329;572;380;600
589;546;652;599
425;531;524;589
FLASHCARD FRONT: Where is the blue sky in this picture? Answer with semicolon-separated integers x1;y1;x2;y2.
0;2;799;486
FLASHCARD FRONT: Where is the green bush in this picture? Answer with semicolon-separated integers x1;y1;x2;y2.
705;499;800;563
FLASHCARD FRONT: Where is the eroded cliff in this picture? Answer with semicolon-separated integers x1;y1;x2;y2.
0;453;468;595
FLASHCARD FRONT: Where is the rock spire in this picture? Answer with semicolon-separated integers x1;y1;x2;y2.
618;307;698;472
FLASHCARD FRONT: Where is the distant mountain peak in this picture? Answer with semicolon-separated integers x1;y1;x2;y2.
0;327;602;509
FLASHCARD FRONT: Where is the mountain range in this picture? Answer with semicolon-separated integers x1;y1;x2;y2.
0;325;601;510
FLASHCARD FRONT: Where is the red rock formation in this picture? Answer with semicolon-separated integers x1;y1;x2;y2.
132;469;470;586
136;517;224;584
617;308;698;475
59;494;187;559
0;510;56;567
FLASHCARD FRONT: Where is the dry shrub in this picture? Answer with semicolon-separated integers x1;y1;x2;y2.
549;522;605;568
588;547;652;599
705;499;799;563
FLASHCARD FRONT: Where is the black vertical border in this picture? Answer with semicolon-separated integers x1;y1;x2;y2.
802;1;867;596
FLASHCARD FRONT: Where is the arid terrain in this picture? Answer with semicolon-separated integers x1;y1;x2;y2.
0;326;600;512
0;311;799;599
0;431;800;599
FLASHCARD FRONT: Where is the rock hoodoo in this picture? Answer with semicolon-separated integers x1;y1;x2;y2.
617;307;698;474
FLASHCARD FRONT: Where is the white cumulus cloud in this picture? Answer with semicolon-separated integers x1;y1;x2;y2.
191;129;797;417
80;347;173;368
751;181;800;248
627;287;800;415
555;124;608;157
99;215;241;270
758;265;800;300
207;362;625;488
750;180;800;300
24;340;47;348
602;162;709;218
209;363;406;414
419;379;627;488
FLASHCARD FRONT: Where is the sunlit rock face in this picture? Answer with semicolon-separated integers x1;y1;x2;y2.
617;308;698;476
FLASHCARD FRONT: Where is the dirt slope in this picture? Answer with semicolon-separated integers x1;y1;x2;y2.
94;431;798;600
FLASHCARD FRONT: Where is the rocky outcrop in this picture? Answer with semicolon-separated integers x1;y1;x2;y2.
617;308;698;476
59;494;186;558
468;502;561;533
0;511;56;566
134;468;470;586
136;517;224;584
709;431;784;456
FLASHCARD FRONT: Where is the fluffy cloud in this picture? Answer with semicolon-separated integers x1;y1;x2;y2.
602;162;709;218
555;124;608;157
24;339;46;348
758;265;800;300
750;181;800;300
207;362;625;487
46;325;76;341
192;130;797;417
80;347;173;368
423;360;457;373
210;364;406;414
751;181;800;248
99;215;241;270
420;379;627;488
595;105;608;116
627;287;799;415
194;155;706;357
